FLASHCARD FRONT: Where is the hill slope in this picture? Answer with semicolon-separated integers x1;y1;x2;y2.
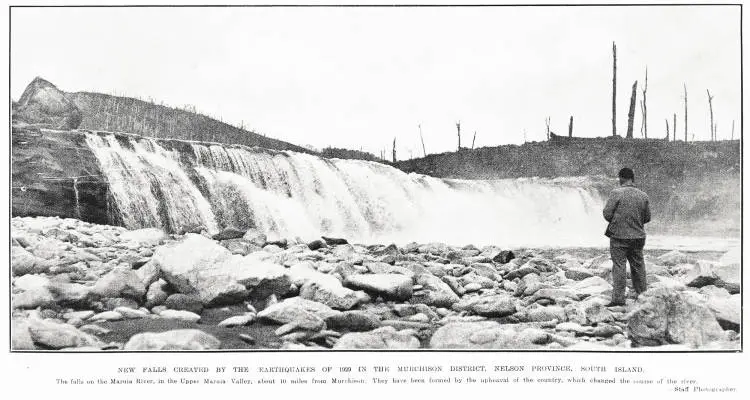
66;91;313;154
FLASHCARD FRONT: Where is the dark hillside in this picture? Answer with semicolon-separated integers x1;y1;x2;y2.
66;91;313;154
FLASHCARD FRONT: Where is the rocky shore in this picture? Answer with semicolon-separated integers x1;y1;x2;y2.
11;216;741;351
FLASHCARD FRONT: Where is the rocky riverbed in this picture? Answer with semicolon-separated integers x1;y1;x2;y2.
11;216;741;351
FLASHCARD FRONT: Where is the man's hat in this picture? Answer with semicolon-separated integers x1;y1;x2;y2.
618;167;635;180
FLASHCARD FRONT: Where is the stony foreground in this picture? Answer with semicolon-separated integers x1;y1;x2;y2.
11;217;741;351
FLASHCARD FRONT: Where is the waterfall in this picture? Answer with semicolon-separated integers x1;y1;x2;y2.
83;132;608;247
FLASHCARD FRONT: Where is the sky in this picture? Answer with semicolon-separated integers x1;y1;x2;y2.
10;5;741;158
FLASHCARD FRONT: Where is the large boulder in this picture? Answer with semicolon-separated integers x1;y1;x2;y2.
27;317;103;349
91;268;146;301
257;296;340;325
333;326;420;349
13;77;82;129
11;320;36;350
325;311;382;332
429;321;540;349
151;234;291;305
411;274;459;307
289;263;360;310
453;294;516;317
706;294;740;332
344;274;413;301
714;247;740;294
124;329;221;350
627;288;725;347
11;246;50;276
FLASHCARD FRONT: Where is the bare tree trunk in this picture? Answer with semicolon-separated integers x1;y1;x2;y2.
545;117;551;140
392;137;397;162
707;89;715;141
418;124;426;157
665;118;670;140
471;131;477;149
731;120;735;140
456;121;461;151
612;42;617;136
673;113;677;142
641;67;648;138
626;80;638;139
682;83;687;143
568;116;573;137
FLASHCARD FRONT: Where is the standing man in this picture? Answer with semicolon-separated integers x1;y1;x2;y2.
603;167;651;306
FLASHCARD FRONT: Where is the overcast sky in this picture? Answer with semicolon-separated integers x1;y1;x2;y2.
11;5;741;157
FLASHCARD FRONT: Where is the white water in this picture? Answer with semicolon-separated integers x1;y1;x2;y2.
82;133;734;250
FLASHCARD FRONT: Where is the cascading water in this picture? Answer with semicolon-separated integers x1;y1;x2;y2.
83;132;608;247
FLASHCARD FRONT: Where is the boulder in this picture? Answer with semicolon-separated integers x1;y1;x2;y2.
27;317;103;349
565;267;594;281
714;248;740;294
91;268;146;301
289;263;360;310
333;326;419;349
322;236;348;245
627;288;725;347
325;311;382;332
681;262;718;288
152;234;291;305
706;294;740;332
163;294;204;314
12;275;54;309
299;281;359;311
527;305;566;322
411;274;460;307
429;321;539;349
145;279;170;308
11;246;50;276
212;227;247;241
13;77;82;129
257;297;340;325
344;274;413;301
492;250;515;264
11;320;36;350
218;313;255;327
124;329;221;350
453;294;516;317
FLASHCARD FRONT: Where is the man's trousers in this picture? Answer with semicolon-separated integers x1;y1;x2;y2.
609;237;647;304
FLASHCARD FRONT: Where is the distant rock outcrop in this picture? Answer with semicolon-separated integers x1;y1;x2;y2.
13;77;82;129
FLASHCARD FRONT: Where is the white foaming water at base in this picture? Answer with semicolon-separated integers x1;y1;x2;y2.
82;133;735;250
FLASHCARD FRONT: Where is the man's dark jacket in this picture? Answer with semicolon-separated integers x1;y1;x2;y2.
603;183;651;239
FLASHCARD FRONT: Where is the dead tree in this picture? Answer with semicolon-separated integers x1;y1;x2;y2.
568;116;573;137
731;120;735;140
641;67;648;138
683;84;688;142
392;137;397;162
456;121;461;151
665;118;670;140
612;42;617;136
707;89;715;141
418;124;426;156
626;80;638;139
673;113;677;142
545;117;551;140
471;131;477;149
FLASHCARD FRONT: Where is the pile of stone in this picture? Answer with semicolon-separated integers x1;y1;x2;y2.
11;216;741;351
